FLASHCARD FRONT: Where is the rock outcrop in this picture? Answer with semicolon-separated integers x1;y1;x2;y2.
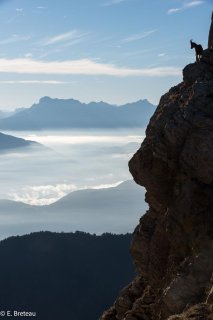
208;11;213;49
100;22;213;320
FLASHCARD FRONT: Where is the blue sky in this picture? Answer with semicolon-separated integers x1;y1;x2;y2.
0;0;211;109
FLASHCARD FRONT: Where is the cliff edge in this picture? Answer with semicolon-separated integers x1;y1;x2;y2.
100;26;213;320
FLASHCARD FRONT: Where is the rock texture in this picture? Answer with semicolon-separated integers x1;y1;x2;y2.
100;38;213;320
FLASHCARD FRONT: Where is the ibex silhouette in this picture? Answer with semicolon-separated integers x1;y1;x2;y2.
190;40;203;62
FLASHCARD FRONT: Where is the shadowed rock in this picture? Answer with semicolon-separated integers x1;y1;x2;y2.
100;14;213;320
208;12;213;49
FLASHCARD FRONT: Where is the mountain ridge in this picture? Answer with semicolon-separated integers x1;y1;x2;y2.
0;97;156;130
0;131;44;152
0;180;147;239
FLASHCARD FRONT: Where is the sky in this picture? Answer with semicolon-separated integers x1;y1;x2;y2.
0;0;211;110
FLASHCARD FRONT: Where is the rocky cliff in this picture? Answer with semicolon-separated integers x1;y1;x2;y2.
100;41;213;320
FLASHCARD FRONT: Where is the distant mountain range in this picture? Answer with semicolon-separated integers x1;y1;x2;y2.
0;110;14;119
0;131;44;153
0;180;147;239
0;97;156;130
0;231;135;320
0;108;24;119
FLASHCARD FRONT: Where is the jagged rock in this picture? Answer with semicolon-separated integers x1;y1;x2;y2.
168;304;213;320
101;276;146;320
183;48;213;84
100;18;213;320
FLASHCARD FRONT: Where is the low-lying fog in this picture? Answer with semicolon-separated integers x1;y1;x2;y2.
1;128;145;205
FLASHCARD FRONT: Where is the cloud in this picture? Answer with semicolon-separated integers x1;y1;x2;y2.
42;30;87;46
9;183;78;205
8;181;124;205
120;30;157;43
102;0;127;6
158;53;166;57
25;133;143;145
0;57;182;77
16;8;23;12
9;181;124;205
0;80;75;85
92;181;123;189
185;0;204;7
168;8;181;14
168;0;204;14
0;35;31;45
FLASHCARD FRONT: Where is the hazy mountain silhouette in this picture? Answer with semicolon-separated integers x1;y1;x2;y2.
0;110;14;119
0;108;24;119
0;180;147;239
0;97;156;130
0;231;135;320
0;131;44;153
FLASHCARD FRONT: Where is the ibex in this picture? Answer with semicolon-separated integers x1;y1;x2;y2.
190;40;203;62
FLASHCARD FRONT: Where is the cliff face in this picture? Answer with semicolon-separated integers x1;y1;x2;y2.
100;49;213;319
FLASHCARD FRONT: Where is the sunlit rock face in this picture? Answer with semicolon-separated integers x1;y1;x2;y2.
100;21;213;320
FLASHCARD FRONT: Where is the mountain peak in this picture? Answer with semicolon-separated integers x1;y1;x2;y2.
0;98;156;130
39;96;52;103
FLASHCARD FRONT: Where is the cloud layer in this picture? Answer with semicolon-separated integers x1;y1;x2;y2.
102;0;127;6
0;57;181;77
0;80;75;85
9;181;124;205
9;183;78;205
